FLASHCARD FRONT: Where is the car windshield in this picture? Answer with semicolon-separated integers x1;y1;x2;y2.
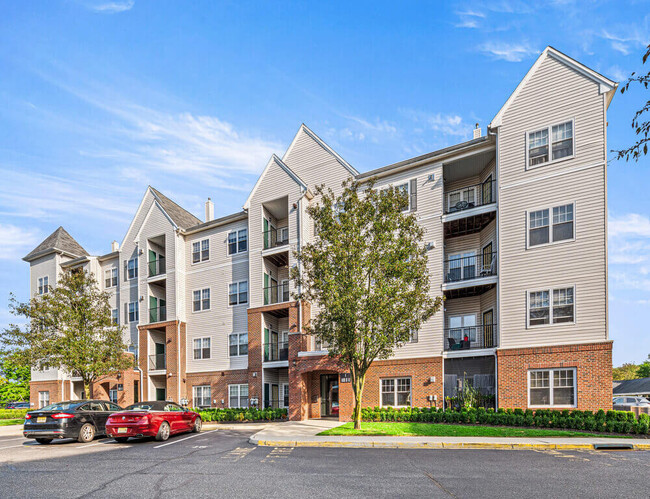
39;402;78;411
126;403;156;411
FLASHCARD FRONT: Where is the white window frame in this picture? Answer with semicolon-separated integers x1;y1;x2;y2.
379;181;413;213
447;186;478;212
448;314;477;341
193;385;211;408
192;288;211;313
526;202;576;249
127;258;138;280
38;391;50;409
104;268;118;288
526;286;576;328
109;389;118;404
380;377;412;408
128;302;139;323
228;281;248;306
447;251;477;281
228;384;248;408
192;238;210;264
228;333;248;357
227;229;248;256
525;118;575;170
282;383;289;408
111;309;119;325
193;337;211;360
38;276;49;295
528;368;577;408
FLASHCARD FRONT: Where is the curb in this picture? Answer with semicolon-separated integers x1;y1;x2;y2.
250;438;650;451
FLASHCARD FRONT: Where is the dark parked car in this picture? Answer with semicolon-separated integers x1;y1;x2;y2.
23;400;122;444
6;401;30;409
106;401;201;442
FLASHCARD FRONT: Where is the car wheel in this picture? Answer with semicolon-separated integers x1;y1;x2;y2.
192;417;202;433
35;438;52;445
113;437;129;443
78;423;96;443
155;421;170;442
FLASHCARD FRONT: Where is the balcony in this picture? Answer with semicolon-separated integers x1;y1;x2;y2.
443;251;497;298
444;323;498;352
148;305;167;324
264;341;289;362
443;179;497;237
264;282;290;306
148;257;166;278
149;353;166;371
263;226;289;250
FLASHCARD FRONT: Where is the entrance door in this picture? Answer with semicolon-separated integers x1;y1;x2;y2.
320;374;339;418
150;296;158;323
148;249;156;277
271;384;279;409
482;309;494;348
155;388;166;401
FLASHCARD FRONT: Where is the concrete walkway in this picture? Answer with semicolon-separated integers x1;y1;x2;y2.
249;420;650;450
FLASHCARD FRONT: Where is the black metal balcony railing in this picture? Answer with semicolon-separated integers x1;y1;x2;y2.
149;305;167;324
148;257;166;277
149;353;166;370
444;324;498;351
264;399;288;409
263;283;290;305
264;341;289;362
444;179;496;214
263;226;289;250
444;251;497;283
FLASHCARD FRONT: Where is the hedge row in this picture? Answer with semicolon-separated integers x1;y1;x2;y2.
191;407;287;422
0;409;29;420
361;407;650;435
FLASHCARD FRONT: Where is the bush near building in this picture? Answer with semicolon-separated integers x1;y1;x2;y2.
361;407;650;435
192;407;287;422
0;409;28;420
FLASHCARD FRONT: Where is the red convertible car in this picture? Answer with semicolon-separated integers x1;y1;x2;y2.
105;401;202;442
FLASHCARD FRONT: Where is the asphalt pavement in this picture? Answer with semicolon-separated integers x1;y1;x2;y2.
0;428;648;498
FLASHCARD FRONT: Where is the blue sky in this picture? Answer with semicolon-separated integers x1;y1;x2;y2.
0;0;649;366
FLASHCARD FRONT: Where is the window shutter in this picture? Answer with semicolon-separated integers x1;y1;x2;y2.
124;261;128;281
124;302;129;323
409;179;417;212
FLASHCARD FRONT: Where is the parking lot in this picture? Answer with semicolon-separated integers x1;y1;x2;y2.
1;426;650;498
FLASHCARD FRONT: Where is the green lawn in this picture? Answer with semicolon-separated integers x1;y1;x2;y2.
0;419;23;426
319;422;631;438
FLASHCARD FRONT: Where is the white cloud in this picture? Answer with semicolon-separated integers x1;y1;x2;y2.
400;109;472;138
0;224;42;261
455;19;479;29
77;0;135;13
607;65;628;83
479;41;539;62
609;213;650;238
600;28;650;55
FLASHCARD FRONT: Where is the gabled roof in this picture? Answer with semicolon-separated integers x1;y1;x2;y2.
149;187;202;229
613;377;650;395
23;226;89;262
489;46;618;129
283;123;359;177
243;154;308;210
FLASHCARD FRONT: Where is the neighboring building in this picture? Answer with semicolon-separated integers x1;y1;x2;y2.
613;378;650;400
24;46;615;417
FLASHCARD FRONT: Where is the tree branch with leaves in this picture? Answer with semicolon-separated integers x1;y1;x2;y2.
1;269;134;399
291;179;443;429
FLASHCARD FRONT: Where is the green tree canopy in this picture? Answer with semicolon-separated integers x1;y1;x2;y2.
637;355;650;378
1;269;134;398
0;355;30;402
292;179;443;429
613;362;640;381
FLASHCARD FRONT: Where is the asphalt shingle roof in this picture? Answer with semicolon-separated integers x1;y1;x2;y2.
23;226;89;261
149;187;202;229
613;377;650;395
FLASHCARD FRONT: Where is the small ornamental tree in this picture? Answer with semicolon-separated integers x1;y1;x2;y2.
0;355;30;402
291;179;443;429
1;269;134;399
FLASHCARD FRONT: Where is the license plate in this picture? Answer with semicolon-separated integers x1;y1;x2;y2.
37;417;46;423
117;428;128;434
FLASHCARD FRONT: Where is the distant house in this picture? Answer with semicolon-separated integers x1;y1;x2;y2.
613;378;650;399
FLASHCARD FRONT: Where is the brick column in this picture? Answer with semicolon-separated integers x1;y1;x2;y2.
247;309;263;408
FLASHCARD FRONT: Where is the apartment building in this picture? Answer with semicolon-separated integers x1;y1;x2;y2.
24;47;615;417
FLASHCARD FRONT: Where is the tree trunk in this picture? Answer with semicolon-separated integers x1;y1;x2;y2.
84;381;91;400
352;371;366;430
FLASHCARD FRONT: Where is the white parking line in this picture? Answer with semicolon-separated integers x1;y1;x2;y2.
0;437;28;442
0;443;28;451
153;430;217;449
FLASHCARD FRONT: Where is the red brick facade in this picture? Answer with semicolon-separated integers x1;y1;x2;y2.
496;341;613;411
186;369;249;408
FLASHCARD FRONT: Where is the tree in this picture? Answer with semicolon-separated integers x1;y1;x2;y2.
637;355;650;378
613;362;639;381
614;44;650;161
0;355;30;402
1;270;134;399
292;179;443;429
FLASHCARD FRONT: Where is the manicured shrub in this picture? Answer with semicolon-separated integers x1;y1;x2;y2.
191;407;287;423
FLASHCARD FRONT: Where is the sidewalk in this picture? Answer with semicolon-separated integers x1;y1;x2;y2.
249;420;650;451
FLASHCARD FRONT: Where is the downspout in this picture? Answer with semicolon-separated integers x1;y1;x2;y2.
296;189;308;337
490;125;500;409
177;321;181;403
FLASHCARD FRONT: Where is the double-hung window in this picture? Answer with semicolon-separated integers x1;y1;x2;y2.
381;180;417;212
192;239;210;263
380;377;411;407
527;120;574;168
38;391;50;409
193;385;211;408
229;384;248;408
528;287;574;326
193;288;210;312
193;337;211;360
104;268;118;288
528;203;574;247
128;302;139;323
111;309;119;325
229;333;248;356
127;258;138;279
38;276;49;295
529;368;576;407
109;389;118;404
229;281;248;306
228;229;248;255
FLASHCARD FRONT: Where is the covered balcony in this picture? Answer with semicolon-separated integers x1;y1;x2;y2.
147;235;166;281
262;196;289;267
442;250;497;298
444;323;498;352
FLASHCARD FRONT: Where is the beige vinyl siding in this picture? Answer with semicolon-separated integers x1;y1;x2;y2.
99;256;120;329
497;55;607;349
